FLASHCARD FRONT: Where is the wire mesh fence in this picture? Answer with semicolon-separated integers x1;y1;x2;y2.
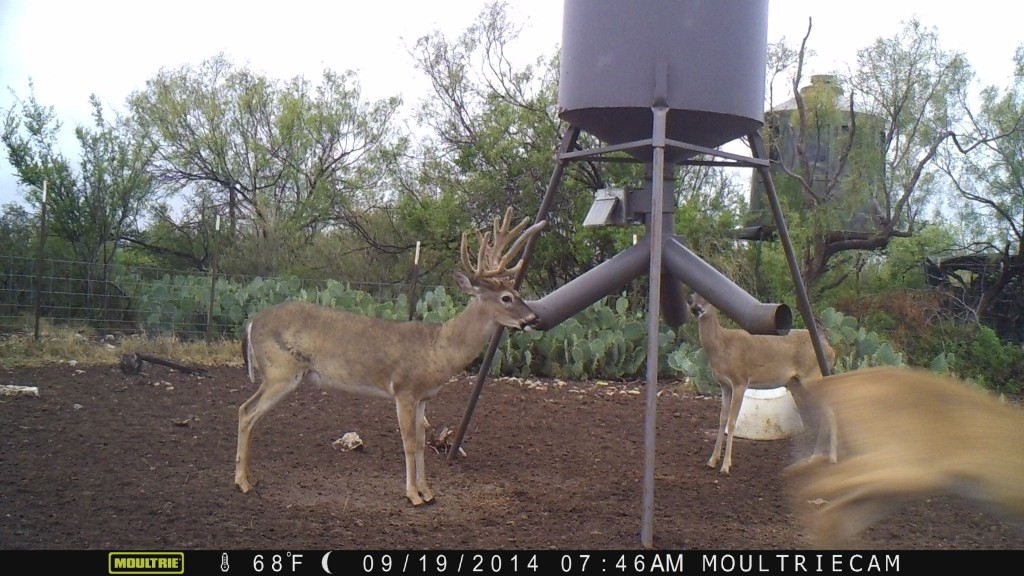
0;254;424;340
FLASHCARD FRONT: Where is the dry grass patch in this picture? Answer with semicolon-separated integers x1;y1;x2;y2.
0;320;241;370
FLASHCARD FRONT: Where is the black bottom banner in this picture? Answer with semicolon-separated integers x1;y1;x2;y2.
2;549;1012;575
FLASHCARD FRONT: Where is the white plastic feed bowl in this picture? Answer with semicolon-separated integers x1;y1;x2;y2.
733;387;804;440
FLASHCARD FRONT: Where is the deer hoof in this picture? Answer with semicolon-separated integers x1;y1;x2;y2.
407;489;436;506
235;474;255;493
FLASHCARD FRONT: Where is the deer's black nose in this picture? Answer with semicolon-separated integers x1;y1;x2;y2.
520;313;539;331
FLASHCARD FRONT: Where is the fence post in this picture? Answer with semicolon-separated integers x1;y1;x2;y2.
206;214;220;342
407;241;420;320
33;181;48;341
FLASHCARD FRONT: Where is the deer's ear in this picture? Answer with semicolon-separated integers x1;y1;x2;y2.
453;271;479;295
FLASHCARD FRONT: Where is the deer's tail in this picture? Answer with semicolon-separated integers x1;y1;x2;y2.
242;321;256;383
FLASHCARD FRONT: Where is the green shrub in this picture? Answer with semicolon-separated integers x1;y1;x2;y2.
952;325;1024;393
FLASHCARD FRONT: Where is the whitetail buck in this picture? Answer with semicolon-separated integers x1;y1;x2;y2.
788;366;1024;547
689;293;836;475
235;209;545;506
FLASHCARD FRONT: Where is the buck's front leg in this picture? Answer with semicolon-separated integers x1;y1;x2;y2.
413;400;434;503
395;396;431;506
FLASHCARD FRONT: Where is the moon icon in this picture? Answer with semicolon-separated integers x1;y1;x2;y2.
321;551;332;574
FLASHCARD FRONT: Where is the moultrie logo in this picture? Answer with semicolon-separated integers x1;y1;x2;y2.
108;552;184;575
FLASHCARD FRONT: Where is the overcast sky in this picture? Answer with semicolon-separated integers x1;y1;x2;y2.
0;0;1020;207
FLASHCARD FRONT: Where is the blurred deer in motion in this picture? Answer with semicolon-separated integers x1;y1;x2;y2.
788;366;1024;547
235;208;545;506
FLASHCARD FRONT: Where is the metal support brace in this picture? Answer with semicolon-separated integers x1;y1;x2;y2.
749;132;833;377
447;128;582;463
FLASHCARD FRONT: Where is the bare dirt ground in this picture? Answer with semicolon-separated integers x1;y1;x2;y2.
1;363;1021;551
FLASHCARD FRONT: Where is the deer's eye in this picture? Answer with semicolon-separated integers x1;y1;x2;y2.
501;294;514;304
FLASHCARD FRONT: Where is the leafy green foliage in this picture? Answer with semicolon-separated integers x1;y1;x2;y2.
2;86;157;265
0;203;34;265
948;325;1024;393
126;55;407;277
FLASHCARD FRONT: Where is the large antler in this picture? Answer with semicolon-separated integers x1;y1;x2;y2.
460;208;546;280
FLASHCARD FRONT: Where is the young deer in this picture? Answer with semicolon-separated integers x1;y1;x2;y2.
689;293;836;475
235;209;545;506
789;366;1024;547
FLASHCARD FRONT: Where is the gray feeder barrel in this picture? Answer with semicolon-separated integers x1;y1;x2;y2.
558;0;768;161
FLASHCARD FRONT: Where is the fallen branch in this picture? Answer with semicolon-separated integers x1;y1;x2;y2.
120;353;209;376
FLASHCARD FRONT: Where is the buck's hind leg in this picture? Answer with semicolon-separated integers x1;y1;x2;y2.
235;370;304;493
